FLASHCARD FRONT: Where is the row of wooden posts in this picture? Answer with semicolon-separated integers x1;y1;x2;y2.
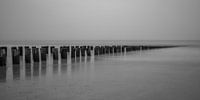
0;45;177;66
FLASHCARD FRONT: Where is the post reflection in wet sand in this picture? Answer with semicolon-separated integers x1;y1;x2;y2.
53;60;59;75
41;62;47;76
12;65;20;80
33;63;39;78
0;67;6;82
25;63;31;80
60;59;67;74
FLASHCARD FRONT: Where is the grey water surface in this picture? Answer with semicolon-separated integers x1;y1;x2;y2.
0;41;200;100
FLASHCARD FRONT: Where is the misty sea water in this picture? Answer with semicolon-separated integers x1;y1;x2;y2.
0;40;200;100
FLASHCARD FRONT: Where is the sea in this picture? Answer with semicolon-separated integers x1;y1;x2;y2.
0;40;200;100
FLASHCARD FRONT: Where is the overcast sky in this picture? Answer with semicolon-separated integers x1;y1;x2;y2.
0;0;200;40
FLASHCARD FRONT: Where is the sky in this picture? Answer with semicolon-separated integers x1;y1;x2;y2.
0;0;200;40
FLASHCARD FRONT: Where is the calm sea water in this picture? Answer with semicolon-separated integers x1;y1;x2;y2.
0;40;200;100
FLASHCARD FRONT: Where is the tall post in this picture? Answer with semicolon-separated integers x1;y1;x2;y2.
71;46;75;59
25;47;31;63
40;47;47;61
60;46;67;59
86;46;91;56
80;46;86;57
52;48;58;60
75;46;80;58
18;46;23;56
11;47;20;65
0;47;7;66
32;47;39;62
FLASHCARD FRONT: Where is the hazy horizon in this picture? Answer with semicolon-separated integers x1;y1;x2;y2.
1;0;200;40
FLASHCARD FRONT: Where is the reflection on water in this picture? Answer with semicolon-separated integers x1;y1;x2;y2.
61;59;67;74
0;47;97;82
0;47;153;82
33;63;39;77
0;67;6;82
41;62;47;76
1;45;200;100
25;63;31;80
12;65;20;80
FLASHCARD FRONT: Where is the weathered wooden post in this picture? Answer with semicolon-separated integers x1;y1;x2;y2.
101;46;105;54
40;47;47;61
109;46;112;53
105;46;109;54
86;46;91;56
50;46;55;54
125;46;129;52
0;47;7;66
42;46;49;54
116;45;121;53
112;46;117;53
25;47;31;63
52;47;58;60
122;46;126;52
94;46;100;55
18;46;23;56
90;46;93;51
71;46;76;58
75;46;80;58
11;47;20;65
60;46;68;59
80;46;86;57
32;47;39;62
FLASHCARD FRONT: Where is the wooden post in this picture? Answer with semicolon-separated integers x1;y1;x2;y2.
42;46;49;54
122;46;125;52
50;46;55;54
0;47;7;66
11;47;20;65
52;48;58;60
32;47;39;62
75;46;80;58
60;46;67;59
40;47;47;61
80;46;86;57
71;46;75;59
18;46;23;56
86;46;91;56
25;47;31;63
